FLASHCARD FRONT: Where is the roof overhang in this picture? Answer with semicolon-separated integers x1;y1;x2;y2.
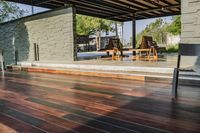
6;0;181;22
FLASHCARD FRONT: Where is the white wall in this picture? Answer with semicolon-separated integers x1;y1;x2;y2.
166;34;180;45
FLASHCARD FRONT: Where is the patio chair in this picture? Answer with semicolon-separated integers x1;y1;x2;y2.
140;36;158;60
172;43;200;99
140;36;156;49
106;38;123;60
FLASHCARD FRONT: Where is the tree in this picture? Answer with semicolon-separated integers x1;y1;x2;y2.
76;15;96;36
0;1;25;22
136;18;168;47
76;15;115;50
167;16;181;35
136;16;181;47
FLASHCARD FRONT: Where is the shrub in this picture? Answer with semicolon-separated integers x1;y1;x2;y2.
166;44;179;53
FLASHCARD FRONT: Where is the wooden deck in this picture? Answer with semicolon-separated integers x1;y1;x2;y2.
0;71;199;133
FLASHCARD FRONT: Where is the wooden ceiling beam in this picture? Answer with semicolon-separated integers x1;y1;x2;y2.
4;0;181;21
74;5;115;16
141;0;172;14
125;0;156;9
69;0;130;14
158;0;174;5
103;0;141;10
136;12;180;20
76;9;125;21
33;0;52;5
136;3;180;14
43;2;62;7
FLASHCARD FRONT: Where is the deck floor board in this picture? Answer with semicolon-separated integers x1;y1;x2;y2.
0;71;200;133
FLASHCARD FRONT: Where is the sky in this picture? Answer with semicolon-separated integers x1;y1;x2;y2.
16;3;172;43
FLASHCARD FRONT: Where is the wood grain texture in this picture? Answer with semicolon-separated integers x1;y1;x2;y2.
0;71;199;133
12;66;146;81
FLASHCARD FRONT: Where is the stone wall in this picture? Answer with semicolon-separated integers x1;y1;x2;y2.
181;0;200;70
0;7;76;66
181;0;200;43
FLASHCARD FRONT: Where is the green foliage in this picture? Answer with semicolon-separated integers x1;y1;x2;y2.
76;14;115;36
0;1;25;22
166;44;179;52
167;16;181;35
76;15;95;35
136;16;181;48
136;18;168;47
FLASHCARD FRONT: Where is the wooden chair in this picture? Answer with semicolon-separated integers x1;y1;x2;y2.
111;47;121;60
140;36;154;49
136;36;158;60
106;38;123;60
172;43;200;99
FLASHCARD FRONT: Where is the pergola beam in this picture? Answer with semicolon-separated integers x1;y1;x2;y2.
33;0;53;5
70;0;130;14
5;0;181;21
136;4;180;14
108;4;180;20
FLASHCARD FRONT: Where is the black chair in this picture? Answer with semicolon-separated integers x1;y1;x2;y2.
172;43;200;99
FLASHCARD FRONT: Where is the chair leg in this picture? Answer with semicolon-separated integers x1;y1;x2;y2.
147;50;150;60
112;51;115;60
106;51;110;56
172;68;179;99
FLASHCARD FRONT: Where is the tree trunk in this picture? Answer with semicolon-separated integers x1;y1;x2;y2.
99;30;101;50
96;30;101;51
95;32;99;51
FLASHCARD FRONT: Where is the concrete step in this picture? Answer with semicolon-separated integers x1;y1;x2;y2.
6;65;200;86
17;62;174;74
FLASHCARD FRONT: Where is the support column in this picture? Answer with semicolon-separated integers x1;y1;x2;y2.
73;7;77;61
31;0;34;15
132;19;136;48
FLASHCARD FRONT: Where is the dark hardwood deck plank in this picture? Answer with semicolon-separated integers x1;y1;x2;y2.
0;106;75;133
42;93;200;125
0;113;46;133
2;72;165;93
3;76;198;120
0;75;199;125
0;71;200;133
26;97;200;133
5;101;106;133
3;72;198;104
0;75;199;124
26;97;171;133
0;90;68;117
